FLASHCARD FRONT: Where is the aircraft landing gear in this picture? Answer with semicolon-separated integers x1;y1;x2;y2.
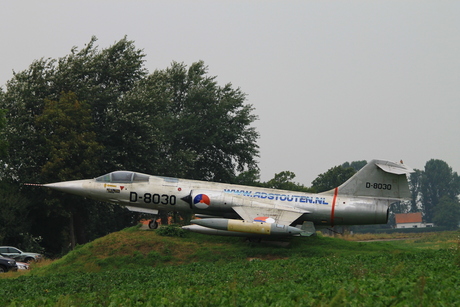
148;219;159;229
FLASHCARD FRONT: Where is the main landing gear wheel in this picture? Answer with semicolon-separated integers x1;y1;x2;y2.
148;220;159;229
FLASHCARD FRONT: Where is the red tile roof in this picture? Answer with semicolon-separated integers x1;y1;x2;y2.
395;212;422;224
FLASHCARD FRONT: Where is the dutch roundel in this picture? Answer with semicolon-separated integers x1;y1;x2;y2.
254;217;275;223
193;194;211;209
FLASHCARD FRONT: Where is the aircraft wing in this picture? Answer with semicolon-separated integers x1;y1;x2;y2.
230;196;309;226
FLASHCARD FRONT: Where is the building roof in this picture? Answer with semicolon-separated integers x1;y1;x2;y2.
395;212;423;224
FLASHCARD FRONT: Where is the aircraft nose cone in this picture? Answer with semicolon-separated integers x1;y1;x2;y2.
44;180;91;197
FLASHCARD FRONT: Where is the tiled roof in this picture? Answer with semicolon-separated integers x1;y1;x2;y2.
395;212;422;224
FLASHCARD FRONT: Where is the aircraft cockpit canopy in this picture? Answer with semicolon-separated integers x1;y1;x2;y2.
95;171;150;183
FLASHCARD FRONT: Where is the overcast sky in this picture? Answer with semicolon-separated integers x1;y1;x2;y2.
1;1;459;185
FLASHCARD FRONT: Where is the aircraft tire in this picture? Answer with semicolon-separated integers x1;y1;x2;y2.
148;220;159;229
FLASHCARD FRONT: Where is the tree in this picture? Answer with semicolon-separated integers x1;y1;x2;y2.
0;108;7;160
0;37;147;255
0;91;40;250
0;39;260;255
53;36;148;172
421;159;460;223
311;165;356;193
35;92;103;181
433;196;460;229
232;168;263;186
106;61;260;182
34;92;104;248
0;36;147;182
342;160;366;172
0;182;31;245
408;169;423;213
0;92;7;176
263;171;312;192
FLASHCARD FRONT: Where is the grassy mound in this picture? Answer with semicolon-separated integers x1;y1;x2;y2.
29;224;448;275
0;227;458;306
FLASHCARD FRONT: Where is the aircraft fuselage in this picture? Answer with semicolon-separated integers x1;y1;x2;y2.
45;173;390;227
35;159;413;237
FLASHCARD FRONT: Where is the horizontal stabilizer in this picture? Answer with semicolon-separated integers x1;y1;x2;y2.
375;160;413;175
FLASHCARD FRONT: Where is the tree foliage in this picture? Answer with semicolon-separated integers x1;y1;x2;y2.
264;171;312;192
0;183;31;245
107;61;259;181
0;37;148;253
0;109;7;159
231;168;263;186
0;37;260;255
311;165;356;193
408;169;423;213
433;196;460;229
1;36;147;182
341;160;366;172
421;159;460;223
35;92;103;181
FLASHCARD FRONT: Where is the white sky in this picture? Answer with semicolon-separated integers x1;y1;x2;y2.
1;1;459;185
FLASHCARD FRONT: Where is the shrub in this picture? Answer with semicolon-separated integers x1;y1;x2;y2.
156;224;186;238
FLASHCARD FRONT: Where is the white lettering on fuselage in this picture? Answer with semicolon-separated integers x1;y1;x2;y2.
223;189;329;205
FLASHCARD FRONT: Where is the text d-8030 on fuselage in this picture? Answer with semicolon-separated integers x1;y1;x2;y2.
129;192;177;205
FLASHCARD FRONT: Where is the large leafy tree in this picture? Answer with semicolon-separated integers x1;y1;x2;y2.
433;195;460;229
35;92;103;181
0;183;32;245
106;61;259;182
421;159;460;223
52;37;148;171
34;92;104;248
1;36;147;182
0;37;147;254
0;39;260;255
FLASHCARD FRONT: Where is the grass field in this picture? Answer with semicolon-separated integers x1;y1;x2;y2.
0;226;459;306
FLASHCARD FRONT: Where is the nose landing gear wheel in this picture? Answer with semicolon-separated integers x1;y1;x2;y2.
148;220;159;229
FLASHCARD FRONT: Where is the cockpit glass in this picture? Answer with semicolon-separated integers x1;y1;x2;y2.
96;171;149;183
133;173;150;182
95;174;111;182
111;171;134;183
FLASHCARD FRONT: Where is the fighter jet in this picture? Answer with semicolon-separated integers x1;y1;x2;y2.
28;159;412;238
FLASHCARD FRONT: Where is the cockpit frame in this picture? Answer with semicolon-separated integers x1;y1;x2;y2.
95;171;150;183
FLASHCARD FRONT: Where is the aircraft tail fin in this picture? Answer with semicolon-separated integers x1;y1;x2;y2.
322;160;413;200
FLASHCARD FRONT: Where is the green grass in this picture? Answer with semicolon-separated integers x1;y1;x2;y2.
0;226;458;306
31;226;428;275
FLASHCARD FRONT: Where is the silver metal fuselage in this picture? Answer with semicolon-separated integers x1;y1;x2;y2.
45;174;390;227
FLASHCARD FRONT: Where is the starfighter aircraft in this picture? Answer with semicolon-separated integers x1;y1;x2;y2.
29;159;413;238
